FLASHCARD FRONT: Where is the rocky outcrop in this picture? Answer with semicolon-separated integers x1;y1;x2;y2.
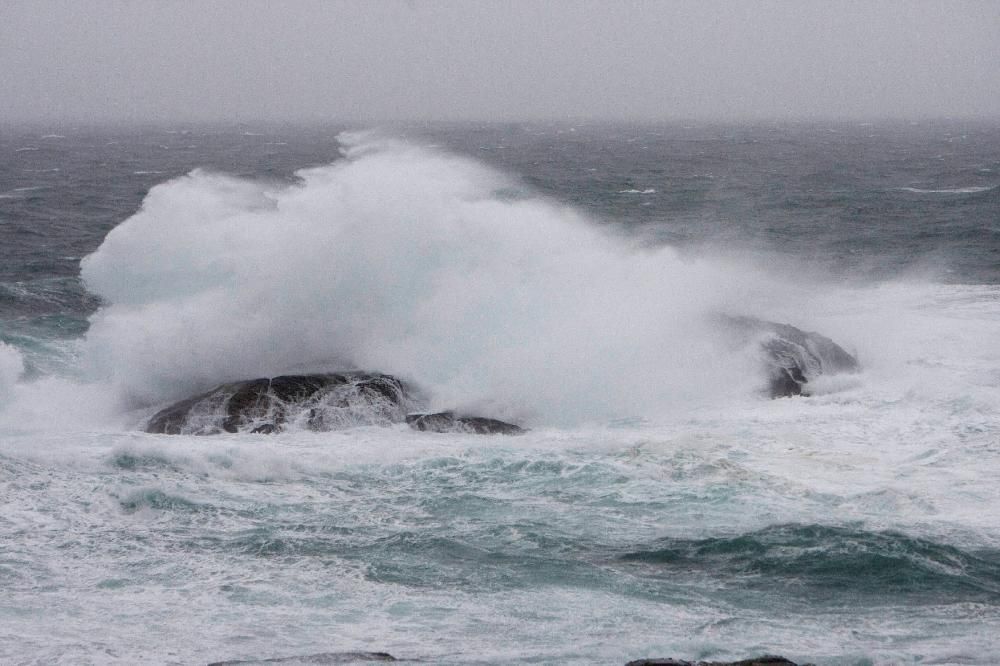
716;315;859;398
145;373;525;436
406;411;525;435
145;373;412;435
625;656;808;666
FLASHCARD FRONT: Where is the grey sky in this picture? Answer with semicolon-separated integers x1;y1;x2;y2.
2;0;998;123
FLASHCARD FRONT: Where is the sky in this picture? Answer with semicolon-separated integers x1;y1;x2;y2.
1;0;998;123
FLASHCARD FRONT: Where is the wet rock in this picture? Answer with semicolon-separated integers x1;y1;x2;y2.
146;373;411;435
250;423;278;434
144;371;527;436
625;656;807;666
208;651;397;665
716;314;859;398
406;410;525;435
142;393;213;435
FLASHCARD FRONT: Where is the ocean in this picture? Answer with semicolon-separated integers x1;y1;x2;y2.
1;121;999;665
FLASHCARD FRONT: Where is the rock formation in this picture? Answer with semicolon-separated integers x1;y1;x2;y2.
716;315;859;397
406;411;524;435
145;373;412;435
145;373;525;436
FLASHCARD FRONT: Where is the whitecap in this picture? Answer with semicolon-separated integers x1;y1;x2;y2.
897;185;996;194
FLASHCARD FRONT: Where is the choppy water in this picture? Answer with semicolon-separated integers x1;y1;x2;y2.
1;121;999;665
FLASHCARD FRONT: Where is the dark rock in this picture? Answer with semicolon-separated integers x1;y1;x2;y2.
625;656;806;666
208;652;397;665
716;314;859;398
406;411;525;435
142;393;213;435
146;373;411;435
145;371;527;436
250;423;278;434
356;375;407;402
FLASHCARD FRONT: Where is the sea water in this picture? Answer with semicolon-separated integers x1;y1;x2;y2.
1;121;999;665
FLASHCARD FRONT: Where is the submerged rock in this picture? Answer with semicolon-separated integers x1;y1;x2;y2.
625;657;806;666
208;652;397;665
145;373;411;435
406;411;525;435
716;315;859;398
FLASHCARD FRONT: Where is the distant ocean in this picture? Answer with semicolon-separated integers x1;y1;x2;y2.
1;121;999;665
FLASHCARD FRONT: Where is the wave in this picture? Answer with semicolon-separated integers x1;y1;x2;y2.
77;132;810;424
622;523;1000;602
896;185;997;195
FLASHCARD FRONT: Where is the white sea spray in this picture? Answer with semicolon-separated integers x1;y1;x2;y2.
79;134;781;423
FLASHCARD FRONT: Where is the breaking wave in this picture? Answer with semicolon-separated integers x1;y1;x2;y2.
78;132;809;424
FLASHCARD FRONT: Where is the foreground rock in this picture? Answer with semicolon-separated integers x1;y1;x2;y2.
625;656;809;666
145;373;411;435
717;315;860;398
406;411;525;435
208;652;397;665
145;372;525;436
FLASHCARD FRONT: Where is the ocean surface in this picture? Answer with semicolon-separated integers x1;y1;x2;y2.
1;121;999;665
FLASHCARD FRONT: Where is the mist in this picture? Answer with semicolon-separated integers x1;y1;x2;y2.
2;0;998;124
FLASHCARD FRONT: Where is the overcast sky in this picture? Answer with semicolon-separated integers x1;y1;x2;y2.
1;0;998;123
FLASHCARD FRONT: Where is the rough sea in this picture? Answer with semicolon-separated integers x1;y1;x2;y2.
1;121;999;665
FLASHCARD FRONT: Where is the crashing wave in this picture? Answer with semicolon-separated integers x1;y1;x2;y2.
79;133;863;425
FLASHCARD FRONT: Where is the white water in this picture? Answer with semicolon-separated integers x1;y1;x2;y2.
75;132;827;424
2;276;999;664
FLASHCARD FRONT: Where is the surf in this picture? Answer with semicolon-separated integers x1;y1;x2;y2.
76;132;829;425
